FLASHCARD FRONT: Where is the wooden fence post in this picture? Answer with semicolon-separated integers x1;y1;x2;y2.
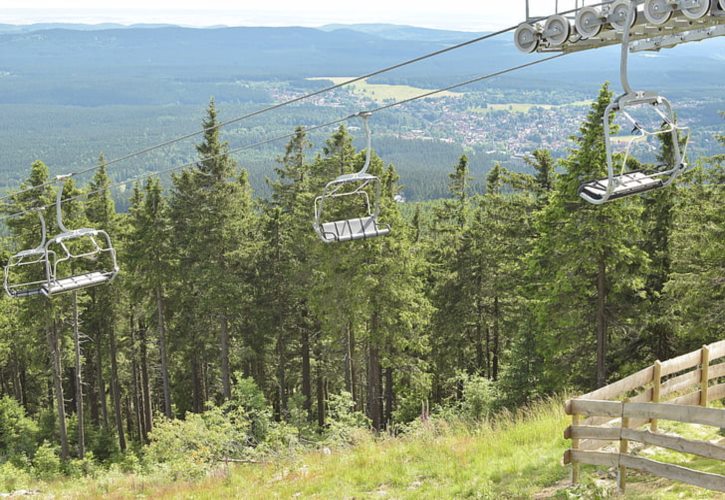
571;413;580;485
618;398;630;493
700;345;710;407
651;360;661;433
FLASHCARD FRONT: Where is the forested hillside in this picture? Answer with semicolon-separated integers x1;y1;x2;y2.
0;83;722;492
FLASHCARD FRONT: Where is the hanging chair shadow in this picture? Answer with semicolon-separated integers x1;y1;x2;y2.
578;0;689;205
313;112;391;243
43;176;119;295
4;209;52;298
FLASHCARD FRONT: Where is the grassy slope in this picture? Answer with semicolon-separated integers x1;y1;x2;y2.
147;402;569;499
30;400;725;499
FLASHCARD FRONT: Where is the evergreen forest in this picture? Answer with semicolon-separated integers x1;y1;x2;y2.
0;84;722;488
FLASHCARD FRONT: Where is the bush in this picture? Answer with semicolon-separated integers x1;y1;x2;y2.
32;441;61;481
460;375;496;421
64;451;99;479
0;396;38;459
325;391;370;446
0;461;32;491
118;451;142;474
228;375;272;446
87;426;120;463
145;405;247;480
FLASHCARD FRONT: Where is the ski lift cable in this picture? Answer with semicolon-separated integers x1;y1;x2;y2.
1;53;572;223
0;1;610;205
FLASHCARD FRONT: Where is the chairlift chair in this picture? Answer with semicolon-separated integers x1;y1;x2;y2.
578;0;689;205
43;176;119;295
4;209;51;298
313;112;391;243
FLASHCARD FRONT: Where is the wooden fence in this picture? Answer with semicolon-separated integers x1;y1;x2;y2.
563;340;725;493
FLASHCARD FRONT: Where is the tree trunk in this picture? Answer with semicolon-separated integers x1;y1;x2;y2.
109;323;126;451
155;287;172;418
139;322;153;438
220;313;231;401
87;346;99;427
18;360;28;408
492;296;500;381
72;292;85;458
384;366;394;429
130;315;144;441
96;329;109;430
91;289;108;429
596;255;608;388
192;352;203;413
301;327;312;420
475;295;485;374
316;367;325;428
48;314;69;460
346;322;358;409
367;342;382;432
485;325;491;379
276;332;287;420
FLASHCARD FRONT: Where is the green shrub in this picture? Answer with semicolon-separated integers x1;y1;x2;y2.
87;426;120;463
32;441;61;481
118;451;142;474
228;375;271;446
325;391;370;446
64;451;99;479
460;375;496;421
0;396;38;458
0;461;32;491
145;405;247;480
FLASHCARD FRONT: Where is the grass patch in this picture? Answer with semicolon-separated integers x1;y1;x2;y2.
162;400;570;499
309;77;460;102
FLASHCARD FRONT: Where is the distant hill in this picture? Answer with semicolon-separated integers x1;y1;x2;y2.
320;23;484;43
0;23;722;107
0;23;176;33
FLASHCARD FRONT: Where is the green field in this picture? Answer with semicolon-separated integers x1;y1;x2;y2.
309;77;460;103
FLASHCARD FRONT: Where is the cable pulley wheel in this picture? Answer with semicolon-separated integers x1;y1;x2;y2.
681;0;712;19
543;15;571;46
609;0;638;32
576;6;604;38
643;0;673;25
514;23;539;53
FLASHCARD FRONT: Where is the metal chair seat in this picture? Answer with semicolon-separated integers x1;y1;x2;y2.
579;171;664;203
50;227;101;243
318;216;391;243
43;271;113;296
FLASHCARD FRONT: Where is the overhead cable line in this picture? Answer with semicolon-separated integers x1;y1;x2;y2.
1;54;567;222
0;1;607;204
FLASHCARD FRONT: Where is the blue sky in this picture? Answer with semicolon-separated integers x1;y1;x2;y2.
0;1;575;30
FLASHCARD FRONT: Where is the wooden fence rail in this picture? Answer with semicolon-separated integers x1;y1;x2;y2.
564;341;725;493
